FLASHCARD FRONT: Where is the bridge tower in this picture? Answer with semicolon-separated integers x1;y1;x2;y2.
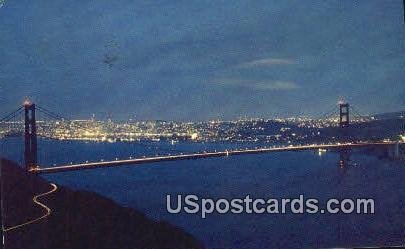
339;103;350;128
24;101;37;171
338;102;351;165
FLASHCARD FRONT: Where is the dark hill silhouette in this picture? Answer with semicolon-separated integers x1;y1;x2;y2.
1;159;204;249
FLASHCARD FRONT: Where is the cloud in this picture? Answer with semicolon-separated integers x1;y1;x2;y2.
253;81;299;90
213;79;299;91
239;58;296;68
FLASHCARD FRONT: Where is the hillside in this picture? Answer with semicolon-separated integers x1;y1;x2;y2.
1;159;204;249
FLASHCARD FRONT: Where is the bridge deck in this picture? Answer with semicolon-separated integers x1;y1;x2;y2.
30;142;401;174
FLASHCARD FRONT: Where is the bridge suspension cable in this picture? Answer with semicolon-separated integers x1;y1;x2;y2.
1;103;69;168
0;106;24;165
350;105;368;120
36;105;66;121
0;107;23;123
313;103;339;120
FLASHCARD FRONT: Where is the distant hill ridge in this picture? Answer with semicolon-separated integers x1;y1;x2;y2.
372;111;405;120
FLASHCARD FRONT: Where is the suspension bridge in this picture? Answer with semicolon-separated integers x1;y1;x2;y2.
0;100;403;174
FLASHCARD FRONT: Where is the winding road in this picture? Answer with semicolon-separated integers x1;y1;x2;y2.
2;183;58;232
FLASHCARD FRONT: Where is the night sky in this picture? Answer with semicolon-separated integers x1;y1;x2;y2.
0;0;404;121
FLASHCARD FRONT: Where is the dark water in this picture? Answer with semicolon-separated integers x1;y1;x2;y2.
1;138;404;249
